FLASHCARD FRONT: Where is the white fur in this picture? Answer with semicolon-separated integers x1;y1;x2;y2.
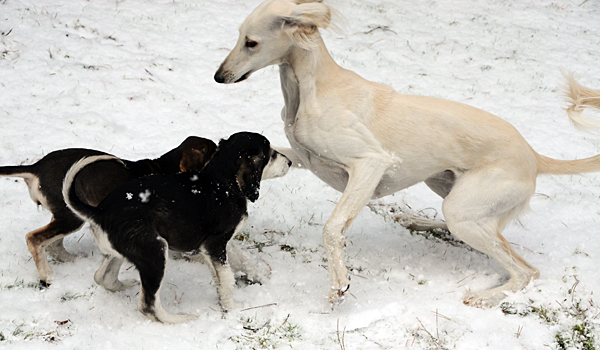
215;0;600;307
201;216;247;311
261;150;291;180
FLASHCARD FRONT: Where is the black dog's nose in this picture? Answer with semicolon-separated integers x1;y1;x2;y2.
288;160;292;167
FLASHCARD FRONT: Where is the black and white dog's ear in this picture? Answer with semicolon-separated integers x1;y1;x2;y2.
179;144;217;173
237;154;264;202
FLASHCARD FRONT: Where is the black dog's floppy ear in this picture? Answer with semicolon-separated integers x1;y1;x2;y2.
237;154;264;202
179;145;217;173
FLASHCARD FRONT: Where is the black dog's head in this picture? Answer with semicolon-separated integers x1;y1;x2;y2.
214;132;290;202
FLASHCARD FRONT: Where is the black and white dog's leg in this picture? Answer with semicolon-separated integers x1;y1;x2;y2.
90;225;137;291
46;237;78;263
25;218;83;286
202;250;238;312
184;241;268;284
209;256;237;311
135;237;196;323
94;255;138;291
201;219;246;312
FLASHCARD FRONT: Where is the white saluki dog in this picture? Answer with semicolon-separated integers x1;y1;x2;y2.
214;0;600;307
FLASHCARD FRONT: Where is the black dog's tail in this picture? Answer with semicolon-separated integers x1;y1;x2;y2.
0;164;36;181
62;155;123;225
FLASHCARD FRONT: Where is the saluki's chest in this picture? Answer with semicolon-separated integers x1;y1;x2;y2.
284;113;341;164
283;110;420;197
284;114;351;192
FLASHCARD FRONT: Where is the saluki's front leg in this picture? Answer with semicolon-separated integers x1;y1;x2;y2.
324;158;390;305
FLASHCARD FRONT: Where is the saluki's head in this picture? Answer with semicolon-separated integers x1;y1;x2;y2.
214;0;331;84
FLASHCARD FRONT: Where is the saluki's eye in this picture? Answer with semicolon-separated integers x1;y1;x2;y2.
245;40;258;48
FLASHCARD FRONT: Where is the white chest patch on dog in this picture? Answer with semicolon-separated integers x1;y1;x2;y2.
139;189;151;203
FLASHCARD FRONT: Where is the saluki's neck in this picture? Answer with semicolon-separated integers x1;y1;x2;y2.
278;36;339;124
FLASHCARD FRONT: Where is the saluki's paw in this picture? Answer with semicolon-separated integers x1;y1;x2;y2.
220;300;241;312
463;290;506;308
328;284;350;307
39;279;51;289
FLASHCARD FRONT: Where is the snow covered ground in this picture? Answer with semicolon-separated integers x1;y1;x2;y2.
1;0;599;348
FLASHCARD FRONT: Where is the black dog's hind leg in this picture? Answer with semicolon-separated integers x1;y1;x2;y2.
25;217;83;286
134;236;196;323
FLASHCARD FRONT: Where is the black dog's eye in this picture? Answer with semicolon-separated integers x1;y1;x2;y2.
245;40;258;48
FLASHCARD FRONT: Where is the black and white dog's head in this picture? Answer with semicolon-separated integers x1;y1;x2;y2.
210;132;291;202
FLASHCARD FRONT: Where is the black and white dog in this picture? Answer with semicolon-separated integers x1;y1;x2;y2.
0;136;216;286
62;132;291;323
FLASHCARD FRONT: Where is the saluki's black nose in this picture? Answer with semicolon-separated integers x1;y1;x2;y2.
288;160;292;167
214;71;225;84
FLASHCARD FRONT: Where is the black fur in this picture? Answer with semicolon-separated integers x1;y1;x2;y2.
0;136;217;285
64;132;284;321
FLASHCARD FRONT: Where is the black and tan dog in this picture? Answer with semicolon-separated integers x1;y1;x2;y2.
0;137;217;286
63;132;290;323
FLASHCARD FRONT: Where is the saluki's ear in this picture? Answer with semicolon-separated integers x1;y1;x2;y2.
282;2;330;49
237;155;264;202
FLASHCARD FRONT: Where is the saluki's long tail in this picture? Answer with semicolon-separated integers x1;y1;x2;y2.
537;153;600;175
537;73;600;175
62;155;123;225
563;71;600;131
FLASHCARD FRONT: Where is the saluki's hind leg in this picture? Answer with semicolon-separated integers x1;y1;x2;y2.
424;170;455;199
442;170;539;307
